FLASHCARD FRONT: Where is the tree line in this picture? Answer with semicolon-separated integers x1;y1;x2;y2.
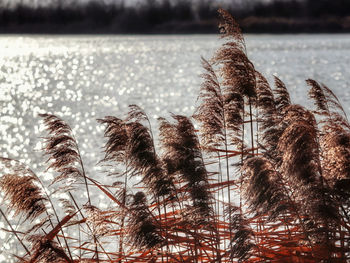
0;0;349;33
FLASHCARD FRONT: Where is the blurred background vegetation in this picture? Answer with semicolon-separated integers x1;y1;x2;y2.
0;0;349;33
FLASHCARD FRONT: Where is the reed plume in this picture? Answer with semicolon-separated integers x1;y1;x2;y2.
98;116;127;165
159;115;212;220
99;107;177;261
255;71;277;131
2;8;350;263
214;8;258;170
25;237;72;263
126;121;174;198
225;205;255;262
278;106;339;255
242;157;288;220
255;71;284;163
39;114;89;201
84;205;110;238
217;8;245;49
193;57;224;149
0;173;47;221
278;107;320;196
0;158;47;221
274;76;291;114
215;9;256;98
320;130;350;188
100;107;175;200
308;79;350;196
128;191;163;249
307;78;348;120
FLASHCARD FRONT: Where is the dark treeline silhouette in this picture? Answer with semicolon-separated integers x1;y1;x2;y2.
253;0;350;18
0;0;349;33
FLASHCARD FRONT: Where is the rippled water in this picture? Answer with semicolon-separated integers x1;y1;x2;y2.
0;34;350;261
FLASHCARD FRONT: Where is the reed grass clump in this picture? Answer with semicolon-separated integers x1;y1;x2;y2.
1;8;350;263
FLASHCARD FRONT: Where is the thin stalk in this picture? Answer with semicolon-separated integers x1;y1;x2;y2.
340;225;345;261
174;180;195;260
275;174;316;256
78;218;82;260
118;164;128;263
250;97;265;260
255;101;259;155
94;236;99;263
198;144;219;263
222;122;231;206
282;214;292;239
163;199;169;263
144;113;166;263
40;229;73;263
215;153;222;262
67;192;112;262
193;230;199;263
78;151;99;262
34;174;73;261
222;109;232;257
2;160;73;261
118;188;126;262
76;143;91;206
163;177;187;262
240;103;245;211
43;210;66;256
156;196;165;263
248;97;255;156
169;204;186;263
73;138;102;261
0;208;30;256
217;152;226;253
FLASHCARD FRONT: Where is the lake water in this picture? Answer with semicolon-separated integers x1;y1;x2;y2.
0;34;350;261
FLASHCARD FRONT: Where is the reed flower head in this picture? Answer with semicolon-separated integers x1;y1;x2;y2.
0;173;47;221
128;191;163;249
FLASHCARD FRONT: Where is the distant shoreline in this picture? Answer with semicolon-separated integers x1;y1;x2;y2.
1;17;349;34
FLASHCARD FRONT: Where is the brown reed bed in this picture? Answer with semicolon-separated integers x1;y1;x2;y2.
1;8;350;263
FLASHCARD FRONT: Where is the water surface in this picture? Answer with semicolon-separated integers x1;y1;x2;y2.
0;34;349;261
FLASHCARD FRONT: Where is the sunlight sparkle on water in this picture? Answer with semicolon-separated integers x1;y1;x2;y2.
0;34;350;262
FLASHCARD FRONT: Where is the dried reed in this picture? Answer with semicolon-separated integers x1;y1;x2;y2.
1;8;350;263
